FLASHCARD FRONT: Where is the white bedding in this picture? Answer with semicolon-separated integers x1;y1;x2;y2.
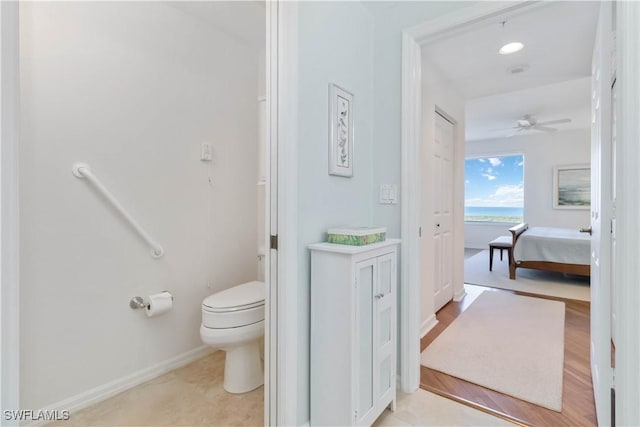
513;227;591;265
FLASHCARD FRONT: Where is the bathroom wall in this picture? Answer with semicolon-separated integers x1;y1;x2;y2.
19;2;260;411
465;129;591;248
292;2;478;424
296;2;375;423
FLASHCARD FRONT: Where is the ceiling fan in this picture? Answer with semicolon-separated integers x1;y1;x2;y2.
495;114;572;136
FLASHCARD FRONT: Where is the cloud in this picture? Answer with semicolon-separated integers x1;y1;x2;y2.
478;158;486;163
517;160;524;166
488;158;502;167
465;180;470;184
487;167;493;173
482;173;496;181
465;183;524;207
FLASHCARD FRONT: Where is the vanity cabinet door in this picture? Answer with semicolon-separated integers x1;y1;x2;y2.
375;253;396;404
354;258;376;423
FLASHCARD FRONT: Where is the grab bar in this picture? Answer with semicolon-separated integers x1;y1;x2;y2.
73;163;164;259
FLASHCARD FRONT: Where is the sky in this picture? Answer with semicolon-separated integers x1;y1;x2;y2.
465;154;524;208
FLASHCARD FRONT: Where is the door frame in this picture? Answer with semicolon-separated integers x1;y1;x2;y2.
265;1;299;425
614;2;640;425
0;2;299;426
401;3;640;425
399;0;539;394
0;1;20;421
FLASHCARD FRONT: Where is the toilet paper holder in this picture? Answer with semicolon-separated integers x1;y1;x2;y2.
129;292;174;310
129;296;149;310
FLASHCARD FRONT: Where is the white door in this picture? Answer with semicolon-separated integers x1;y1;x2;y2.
433;112;454;312
610;78;617;346
590;3;615;425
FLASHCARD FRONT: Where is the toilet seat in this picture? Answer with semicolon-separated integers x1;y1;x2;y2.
202;281;265;329
203;281;264;310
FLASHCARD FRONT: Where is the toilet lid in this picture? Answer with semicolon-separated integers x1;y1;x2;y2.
203;281;265;311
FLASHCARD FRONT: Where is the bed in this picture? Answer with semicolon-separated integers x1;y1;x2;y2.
508;223;591;280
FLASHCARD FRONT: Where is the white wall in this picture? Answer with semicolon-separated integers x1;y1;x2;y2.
370;1;477;237
296;2;375;423
19;2;259;411
420;56;466;329
465;129;591;248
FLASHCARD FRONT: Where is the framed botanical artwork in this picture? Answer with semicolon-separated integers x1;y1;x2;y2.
328;84;354;177
553;164;591;209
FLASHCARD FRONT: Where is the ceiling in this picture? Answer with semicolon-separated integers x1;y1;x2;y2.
465;77;591;141
168;2;265;51
420;1;598;142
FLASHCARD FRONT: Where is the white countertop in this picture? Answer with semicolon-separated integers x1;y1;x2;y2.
308;238;401;254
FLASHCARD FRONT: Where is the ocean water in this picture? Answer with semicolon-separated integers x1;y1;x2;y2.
465;206;523;220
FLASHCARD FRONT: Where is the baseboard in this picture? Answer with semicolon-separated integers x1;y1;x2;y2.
465;244;487;250
25;346;214;427
453;287;467;302
420;314;439;339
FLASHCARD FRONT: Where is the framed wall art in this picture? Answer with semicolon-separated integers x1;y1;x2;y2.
328;84;354;177
553;164;591;209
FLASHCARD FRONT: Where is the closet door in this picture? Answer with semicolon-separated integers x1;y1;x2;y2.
354;258;376;424
433;112;454;312
375;253;396;406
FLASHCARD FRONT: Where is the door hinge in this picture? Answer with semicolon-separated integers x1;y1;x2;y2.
419;227;422;237
611;387;615;427
270;235;278;250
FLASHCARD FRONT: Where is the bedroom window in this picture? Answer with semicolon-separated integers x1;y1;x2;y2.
465;154;524;223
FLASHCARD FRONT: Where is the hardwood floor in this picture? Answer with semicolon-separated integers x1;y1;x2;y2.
420;285;597;427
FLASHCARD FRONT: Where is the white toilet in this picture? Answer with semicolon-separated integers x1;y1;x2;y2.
200;281;265;393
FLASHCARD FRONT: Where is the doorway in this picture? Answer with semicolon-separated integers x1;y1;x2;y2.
401;2;615;425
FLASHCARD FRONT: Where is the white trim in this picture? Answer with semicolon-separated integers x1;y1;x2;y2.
453;287;466;302
400;31;422;394
0;2;20;424
264;1;276;424
419;315;438;339
23;347;214;427
400;0;544;402
614;2;640;425
273;2;299;426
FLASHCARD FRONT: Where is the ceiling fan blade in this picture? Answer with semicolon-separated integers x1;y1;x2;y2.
489;126;519;132
536;118;571;126
533;125;558;132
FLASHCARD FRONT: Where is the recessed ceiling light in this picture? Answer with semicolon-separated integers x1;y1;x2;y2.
499;42;524;55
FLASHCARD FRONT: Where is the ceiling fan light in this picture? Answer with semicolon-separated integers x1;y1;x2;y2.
499;42;524;55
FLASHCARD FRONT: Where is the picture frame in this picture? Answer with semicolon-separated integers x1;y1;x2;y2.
328;83;354;177
553;164;591;209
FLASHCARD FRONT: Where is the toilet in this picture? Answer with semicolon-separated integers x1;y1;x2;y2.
200;281;265;394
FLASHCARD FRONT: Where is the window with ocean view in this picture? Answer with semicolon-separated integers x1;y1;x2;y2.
465;154;524;223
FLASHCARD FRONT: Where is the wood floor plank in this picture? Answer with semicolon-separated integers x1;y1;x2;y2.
420;285;597;427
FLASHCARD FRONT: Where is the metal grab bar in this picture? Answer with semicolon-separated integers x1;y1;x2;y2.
72;163;164;259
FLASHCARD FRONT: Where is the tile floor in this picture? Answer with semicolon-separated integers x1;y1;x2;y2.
48;351;263;427
49;350;514;427
373;389;515;427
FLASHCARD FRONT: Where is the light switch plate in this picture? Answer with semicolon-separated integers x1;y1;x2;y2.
379;184;398;204
200;143;212;161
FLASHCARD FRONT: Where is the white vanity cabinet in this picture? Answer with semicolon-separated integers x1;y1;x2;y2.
309;239;400;426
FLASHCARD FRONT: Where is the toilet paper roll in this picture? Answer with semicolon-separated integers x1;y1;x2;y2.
146;291;173;317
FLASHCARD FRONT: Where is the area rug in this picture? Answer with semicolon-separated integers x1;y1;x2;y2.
465;250;590;301
420;291;566;411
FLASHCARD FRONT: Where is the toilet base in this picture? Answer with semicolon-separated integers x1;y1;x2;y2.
224;340;264;393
